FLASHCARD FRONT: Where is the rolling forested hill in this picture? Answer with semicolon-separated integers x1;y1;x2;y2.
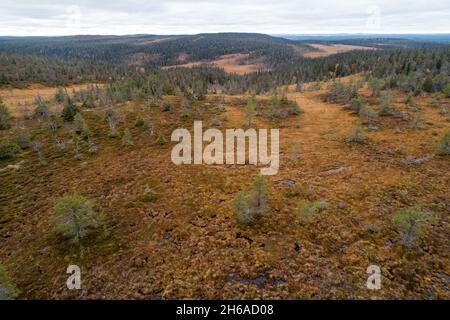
0;33;311;67
0;33;448;99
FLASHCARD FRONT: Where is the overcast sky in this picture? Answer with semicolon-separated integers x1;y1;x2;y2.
1;0;449;36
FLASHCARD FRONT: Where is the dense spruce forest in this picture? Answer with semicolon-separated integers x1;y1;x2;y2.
0;33;448;98
317;38;450;49
0;33;308;67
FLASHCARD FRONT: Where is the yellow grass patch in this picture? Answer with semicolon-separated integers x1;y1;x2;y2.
0;83;103;117
163;53;268;75
133;37;178;45
303;43;377;58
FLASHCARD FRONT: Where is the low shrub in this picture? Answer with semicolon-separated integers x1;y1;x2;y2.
232;176;268;225
392;207;427;248
442;83;450;98
54;138;66;151
430;95;440;108
105;106;120;137
134;116;146;128
74;113;92;139
156;131;167;145
15;127;31;149
306;83;321;91
72;137;83;161
0;97;11;130
213;103;225;114
378;91;394;116
282;99;302;116
291;146;301;163
0;264;20;300
348;96;367;114
141;186;158;202
32;141;47;165
368;76;383;97
210;118;222;127
404;93;416;107
33;96;49;119
345;126;368;144
0;141;20;159
436;130;450;155
295;200;319;224
262;94;302;120
48;113;60;131
161;101;172;112
411;112;423;129
359;103;377;125
122;128;134;146
54;86;66;103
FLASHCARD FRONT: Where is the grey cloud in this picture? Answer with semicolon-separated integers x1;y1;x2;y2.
0;0;448;35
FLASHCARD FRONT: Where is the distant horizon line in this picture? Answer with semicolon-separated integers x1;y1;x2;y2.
1;32;450;38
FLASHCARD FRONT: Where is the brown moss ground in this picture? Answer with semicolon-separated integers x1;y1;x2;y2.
0;79;449;299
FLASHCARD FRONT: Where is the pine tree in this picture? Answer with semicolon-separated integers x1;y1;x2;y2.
378;91;393;116
14;127;31;149
244;94;256;128
359;103;377;125
33;95;49;119
61;96;78;122
74;113;92;139
436;130;450;155
122;128;134;146
105;105;120;137
51;194;104;244
0;96;11;130
368;76;383;97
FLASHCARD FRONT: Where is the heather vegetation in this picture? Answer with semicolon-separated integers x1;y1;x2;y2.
0;34;448;300
0;264;20;300
392;207;428;248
